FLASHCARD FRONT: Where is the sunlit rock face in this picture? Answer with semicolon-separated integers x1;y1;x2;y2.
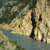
34;0;50;43
10;10;33;36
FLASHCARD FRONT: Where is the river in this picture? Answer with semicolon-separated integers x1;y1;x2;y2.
0;28;50;50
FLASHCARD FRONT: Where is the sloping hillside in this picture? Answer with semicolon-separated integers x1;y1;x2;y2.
10;10;33;36
0;0;37;36
0;30;25;50
0;0;50;44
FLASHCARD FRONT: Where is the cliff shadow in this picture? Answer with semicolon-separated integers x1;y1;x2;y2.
30;10;36;38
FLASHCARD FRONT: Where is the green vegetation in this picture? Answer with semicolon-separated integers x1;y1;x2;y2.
9;39;25;50
9;0;37;9
0;0;37;24
13;23;17;28
2;46;5;50
0;39;25;50
0;0;9;8
5;2;19;8
0;40;4;46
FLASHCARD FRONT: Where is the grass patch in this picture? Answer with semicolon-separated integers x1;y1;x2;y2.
0;40;4;46
9;39;25;50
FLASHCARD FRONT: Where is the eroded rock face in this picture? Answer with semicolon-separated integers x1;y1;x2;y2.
34;0;50;43
10;10;33;36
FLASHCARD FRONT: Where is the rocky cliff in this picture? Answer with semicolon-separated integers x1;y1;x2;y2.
9;10;33;36
0;3;33;36
0;0;37;36
34;0;50;43
0;0;50;44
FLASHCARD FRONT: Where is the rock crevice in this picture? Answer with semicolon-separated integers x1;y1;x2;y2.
30;10;36;38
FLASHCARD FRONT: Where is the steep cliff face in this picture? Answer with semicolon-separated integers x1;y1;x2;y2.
0;9;33;37
0;0;50;44
34;0;50;43
0;0;33;36
9;10;33;36
0;0;37;36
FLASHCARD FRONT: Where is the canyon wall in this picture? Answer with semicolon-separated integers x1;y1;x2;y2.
34;0;50;43
9;10;33;36
0;0;50;44
0;2;33;37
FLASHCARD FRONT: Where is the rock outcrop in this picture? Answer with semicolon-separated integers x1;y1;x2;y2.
10;10;33;36
34;0;50;43
0;1;33;37
4;1;17;6
0;6;6;18
0;0;50;44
